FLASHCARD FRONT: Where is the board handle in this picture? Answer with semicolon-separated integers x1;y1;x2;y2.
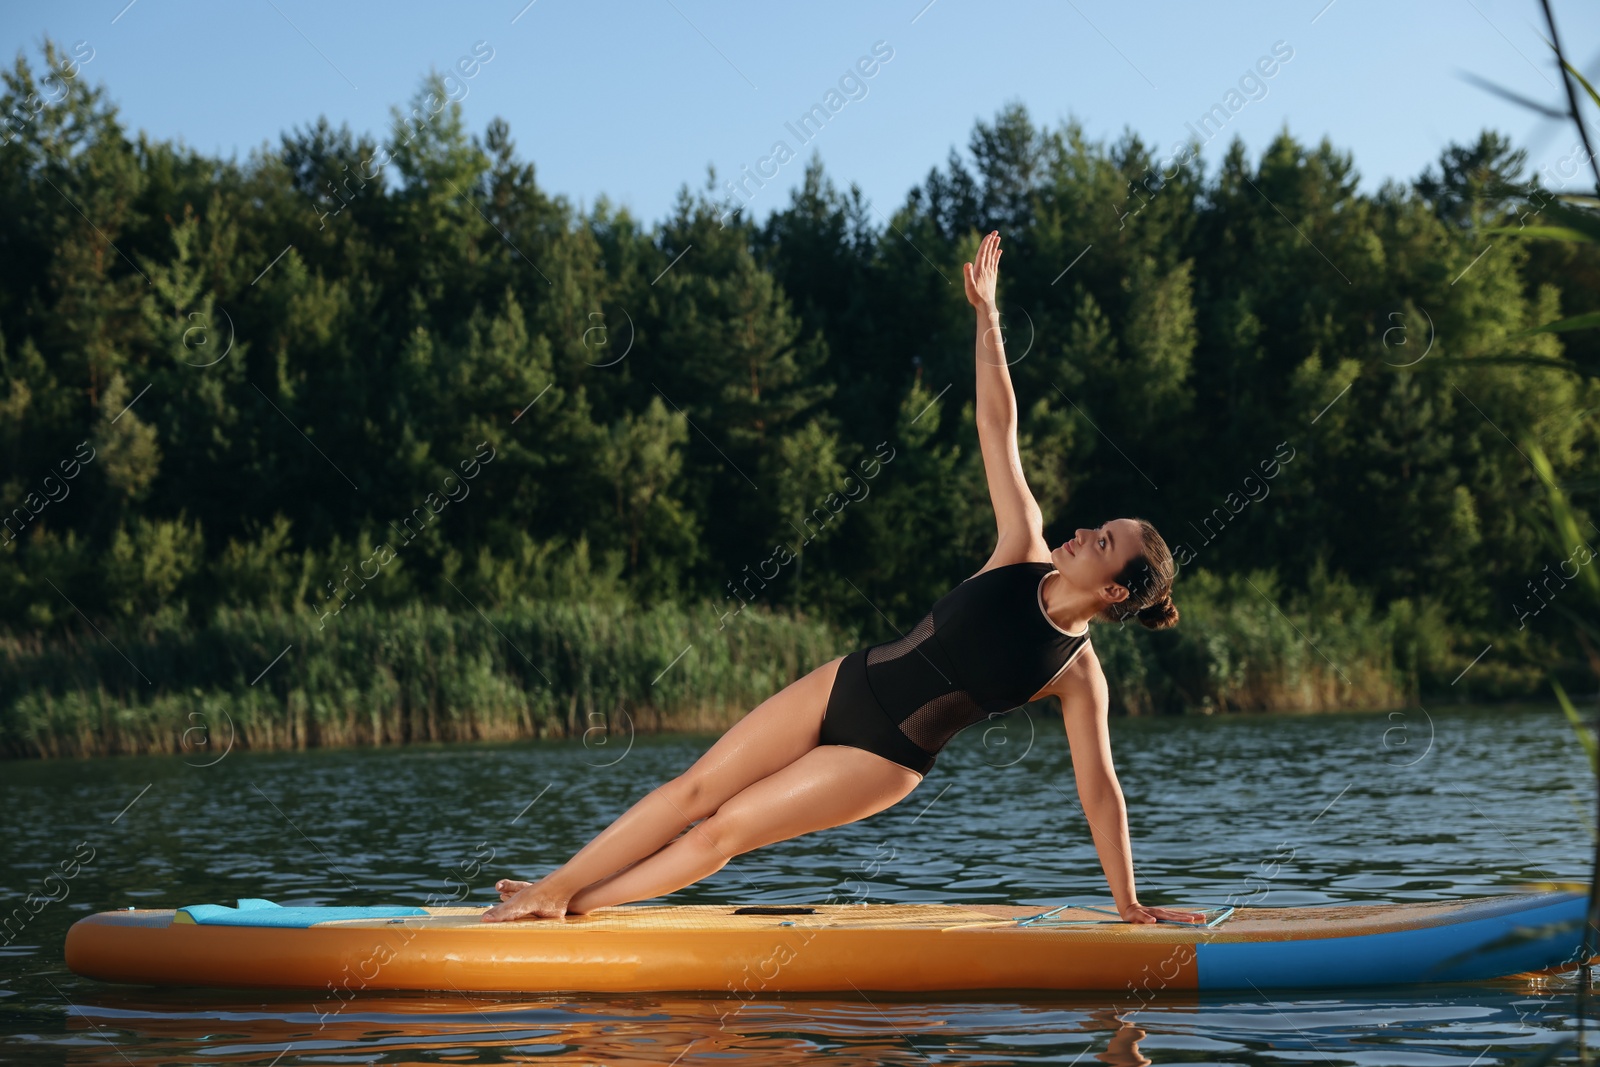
731;906;818;915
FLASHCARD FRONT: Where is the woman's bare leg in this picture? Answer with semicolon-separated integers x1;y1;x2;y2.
561;745;921;914
483;655;846;921
495;830;689;902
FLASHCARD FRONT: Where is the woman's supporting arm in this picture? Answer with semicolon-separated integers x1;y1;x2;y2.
964;231;1043;548
1058;657;1208;925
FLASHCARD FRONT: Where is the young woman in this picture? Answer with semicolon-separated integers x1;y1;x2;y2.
484;230;1199;925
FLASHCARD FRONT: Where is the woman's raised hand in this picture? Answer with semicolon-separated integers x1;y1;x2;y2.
963;230;1002;312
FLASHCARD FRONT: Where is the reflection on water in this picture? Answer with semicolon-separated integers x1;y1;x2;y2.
15;982;1592;1066
0;702;1592;1064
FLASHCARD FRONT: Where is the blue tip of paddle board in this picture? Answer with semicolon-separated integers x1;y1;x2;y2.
1196;892;1587;989
178;900;429;927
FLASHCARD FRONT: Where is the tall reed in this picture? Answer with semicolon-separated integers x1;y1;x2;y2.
0;598;855;758
0;569;1510;758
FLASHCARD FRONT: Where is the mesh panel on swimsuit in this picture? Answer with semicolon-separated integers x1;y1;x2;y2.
896;688;988;753
866;611;936;666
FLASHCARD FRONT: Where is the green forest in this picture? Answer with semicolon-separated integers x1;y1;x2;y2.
2;38;1596;758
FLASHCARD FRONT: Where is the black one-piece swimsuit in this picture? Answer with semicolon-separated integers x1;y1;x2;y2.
818;561;1090;778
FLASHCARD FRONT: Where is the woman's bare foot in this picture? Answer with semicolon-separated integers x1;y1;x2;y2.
481;878;572;922
495;878;532;902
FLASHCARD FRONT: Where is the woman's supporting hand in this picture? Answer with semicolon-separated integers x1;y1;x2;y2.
1118;900;1209;925
963;230;1002;312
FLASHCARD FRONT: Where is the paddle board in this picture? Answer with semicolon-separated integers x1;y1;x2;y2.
64;889;1591;993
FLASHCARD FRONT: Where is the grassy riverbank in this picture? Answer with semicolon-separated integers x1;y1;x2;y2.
0;565;1559;759
0;597;853;758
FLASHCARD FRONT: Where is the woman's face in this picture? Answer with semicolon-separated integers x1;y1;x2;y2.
1049;518;1143;599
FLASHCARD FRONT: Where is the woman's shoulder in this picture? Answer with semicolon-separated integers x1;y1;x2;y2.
1050;636;1103;700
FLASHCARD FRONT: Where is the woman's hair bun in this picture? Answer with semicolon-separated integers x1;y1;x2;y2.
1136;594;1179;631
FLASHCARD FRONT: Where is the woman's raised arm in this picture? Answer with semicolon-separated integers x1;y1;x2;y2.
964;231;1045;562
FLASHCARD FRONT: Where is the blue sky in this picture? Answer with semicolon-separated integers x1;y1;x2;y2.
6;0;1600;227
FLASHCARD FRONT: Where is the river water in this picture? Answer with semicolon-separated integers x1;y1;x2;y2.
0;701;1593;1065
